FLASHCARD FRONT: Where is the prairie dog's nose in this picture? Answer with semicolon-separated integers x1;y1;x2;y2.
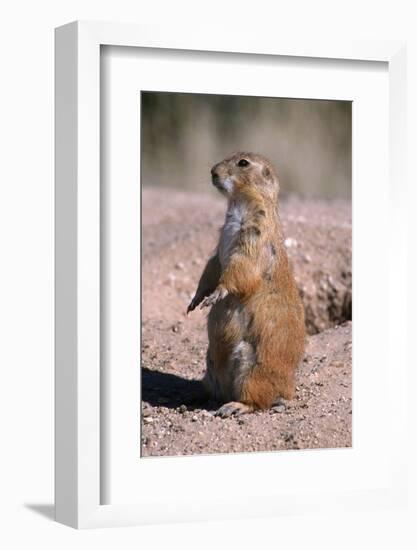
211;163;220;178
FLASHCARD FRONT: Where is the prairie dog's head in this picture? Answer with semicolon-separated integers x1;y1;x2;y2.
211;152;279;201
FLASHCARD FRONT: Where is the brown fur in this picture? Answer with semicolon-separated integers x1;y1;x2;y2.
187;152;305;416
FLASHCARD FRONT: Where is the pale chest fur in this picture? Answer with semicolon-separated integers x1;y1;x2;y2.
218;201;247;269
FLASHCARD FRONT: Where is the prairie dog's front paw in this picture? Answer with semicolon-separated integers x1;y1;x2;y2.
200;286;228;309
187;294;200;314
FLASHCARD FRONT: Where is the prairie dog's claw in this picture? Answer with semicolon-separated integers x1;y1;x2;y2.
187;297;197;314
200;287;228;309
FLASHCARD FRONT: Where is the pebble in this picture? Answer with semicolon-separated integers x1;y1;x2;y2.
178;404;187;413
284;237;297;248
143;417;154;424
191;415;198;422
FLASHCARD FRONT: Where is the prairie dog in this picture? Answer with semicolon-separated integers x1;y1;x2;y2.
187;152;305;417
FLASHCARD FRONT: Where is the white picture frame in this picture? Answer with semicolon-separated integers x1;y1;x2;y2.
55;21;407;529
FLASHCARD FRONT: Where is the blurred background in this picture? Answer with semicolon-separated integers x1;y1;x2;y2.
141;92;351;199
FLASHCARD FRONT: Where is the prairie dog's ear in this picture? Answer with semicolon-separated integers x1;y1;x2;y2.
262;165;272;180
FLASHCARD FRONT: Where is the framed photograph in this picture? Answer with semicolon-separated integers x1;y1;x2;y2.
55;21;407;528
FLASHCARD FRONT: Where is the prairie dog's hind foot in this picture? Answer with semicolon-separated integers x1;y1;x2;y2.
215;401;254;418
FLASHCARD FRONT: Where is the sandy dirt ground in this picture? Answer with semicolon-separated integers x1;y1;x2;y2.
141;187;352;457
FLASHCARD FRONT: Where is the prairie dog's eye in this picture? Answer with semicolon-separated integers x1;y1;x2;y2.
237;159;250;167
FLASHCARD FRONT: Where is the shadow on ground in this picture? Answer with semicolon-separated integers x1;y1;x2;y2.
141;367;210;410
